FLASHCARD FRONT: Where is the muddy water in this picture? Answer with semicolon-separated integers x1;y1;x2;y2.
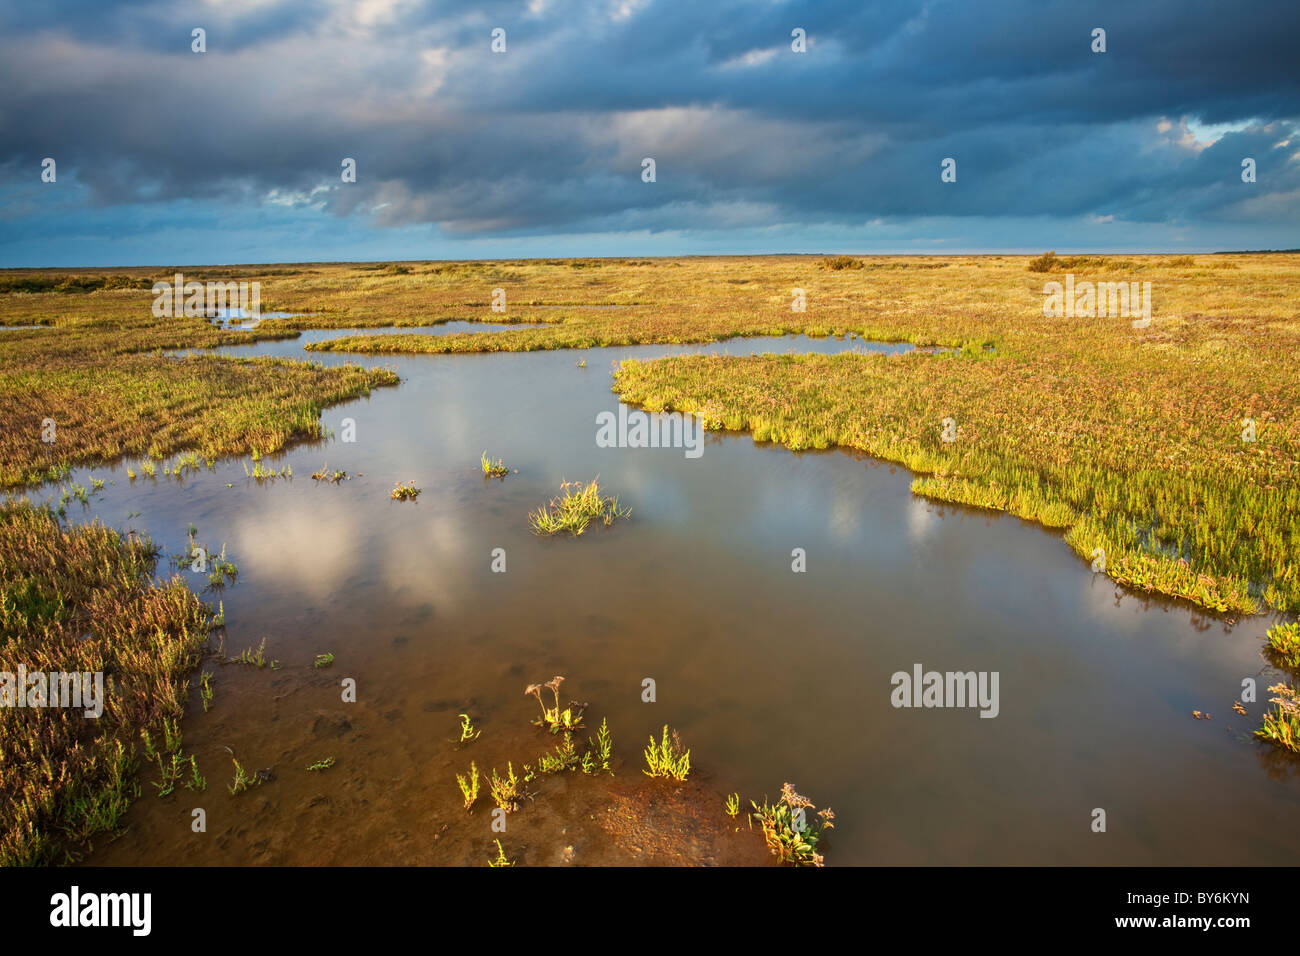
38;328;1299;865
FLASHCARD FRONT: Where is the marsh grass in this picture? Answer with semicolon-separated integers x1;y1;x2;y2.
751;783;835;867
457;762;480;810
487;839;514;867
0;302;398;489
643;725;691;781
486;763;520;812
480;451;509;478
1264;622;1300;673
0;500;211;865
228;757;260;795
7;256;1297;612
1256;683;1300;754
528;478;628;536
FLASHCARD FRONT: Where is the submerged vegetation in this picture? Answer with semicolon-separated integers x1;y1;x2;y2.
528;478;629;536
0;500;212;865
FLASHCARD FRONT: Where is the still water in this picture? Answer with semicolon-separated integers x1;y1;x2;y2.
43;327;1297;865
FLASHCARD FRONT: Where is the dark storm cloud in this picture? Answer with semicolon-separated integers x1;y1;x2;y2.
0;0;1295;250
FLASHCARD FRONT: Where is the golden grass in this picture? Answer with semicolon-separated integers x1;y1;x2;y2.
0;500;213;864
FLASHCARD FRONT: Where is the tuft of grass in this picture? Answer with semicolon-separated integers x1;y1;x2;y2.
643;725;691;781
456;761;480;810
480;451;509;478
487;763;520;812
751;783;836;867
487;839;514;867
820;255;863;270
1256;683;1300;754
584;717;614;775
390;480;420;501
228;758;261;795
314;652;334;668
306;757;335;772
311;465;349;482
1264;622;1300;672
528;478;628;536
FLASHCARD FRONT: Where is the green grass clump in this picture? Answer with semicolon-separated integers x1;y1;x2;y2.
751;783;836;867
486;763;520;812
457;762;480;810
487;839;514;867
1256;683;1300;754
1264;622;1300;672
306;757;335;772
228;758;261;795
481;451;509;478
643;725;690;781
528;478;628;536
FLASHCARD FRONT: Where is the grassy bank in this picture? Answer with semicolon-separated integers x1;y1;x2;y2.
0;500;213;865
0;308;398;488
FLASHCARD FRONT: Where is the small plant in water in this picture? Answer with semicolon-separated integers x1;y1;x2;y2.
643;725;690;781
480;451;509;478
457;762;480;810
458;713;481;744
525;676;585;734
200;671;214;712
306;758;335;772
391;480;420;501
314;652;334;668
583;718;614;775
751;783;835;867
311;464;349;483
1256;683;1300;754
528;478;628;536
487;763;520;812
487;839;514;867
1265;622;1300;673
724;793;741;818
230;637;268;668
228;758;261;795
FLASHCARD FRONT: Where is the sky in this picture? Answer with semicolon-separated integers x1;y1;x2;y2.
1;0;1297;266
